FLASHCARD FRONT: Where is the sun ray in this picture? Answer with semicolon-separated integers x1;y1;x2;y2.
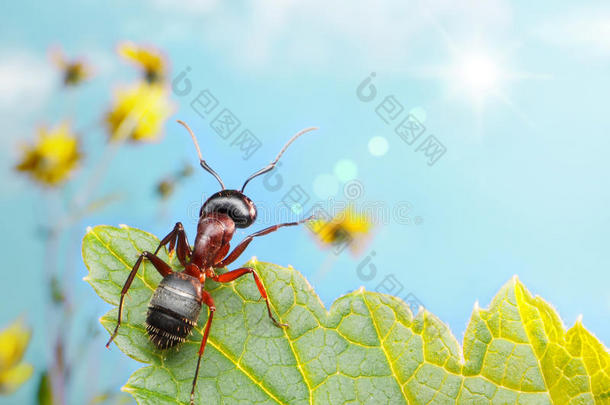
410;2;550;135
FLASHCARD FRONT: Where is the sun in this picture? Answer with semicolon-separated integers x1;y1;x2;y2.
447;50;505;105
414;42;537;132
456;53;500;95
438;45;548;127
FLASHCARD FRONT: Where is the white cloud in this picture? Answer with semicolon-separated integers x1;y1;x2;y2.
0;50;55;118
153;0;219;14
0;51;55;190
536;8;610;57
86;48;119;78
152;0;513;73
237;0;510;70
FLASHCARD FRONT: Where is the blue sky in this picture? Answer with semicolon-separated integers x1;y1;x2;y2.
2;0;610;403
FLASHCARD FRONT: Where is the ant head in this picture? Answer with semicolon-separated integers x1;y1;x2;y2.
200;190;256;228
177;120;318;228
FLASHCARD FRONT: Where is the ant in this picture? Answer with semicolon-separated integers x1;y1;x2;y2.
105;120;318;405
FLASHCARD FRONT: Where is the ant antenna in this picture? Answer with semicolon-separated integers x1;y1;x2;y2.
177;120;225;190
241;127;318;192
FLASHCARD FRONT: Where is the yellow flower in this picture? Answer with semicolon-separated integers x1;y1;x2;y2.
106;83;174;142
118;42;166;83
0;319;33;395
308;206;373;255
50;47;92;86
156;179;175;200
16;123;82;186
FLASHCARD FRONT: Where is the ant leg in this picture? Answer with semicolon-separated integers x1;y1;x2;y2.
190;291;215;405
215;216;313;268
106;251;172;348
154;222;192;267
212;268;287;328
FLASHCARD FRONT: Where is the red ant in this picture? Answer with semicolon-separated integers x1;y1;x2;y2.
106;120;318;404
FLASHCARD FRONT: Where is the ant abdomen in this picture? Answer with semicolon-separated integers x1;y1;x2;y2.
145;272;202;350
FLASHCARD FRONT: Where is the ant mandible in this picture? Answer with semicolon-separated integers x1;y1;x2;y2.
106;120;318;404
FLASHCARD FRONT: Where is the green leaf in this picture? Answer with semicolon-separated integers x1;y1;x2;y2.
82;225;610;404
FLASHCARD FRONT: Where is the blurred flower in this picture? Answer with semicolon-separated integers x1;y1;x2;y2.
155;163;194;200
0;318;33;395
16;123;82;186
106;83;173;142
50;275;65;305
118;42;166;83
308;206;373;255
50;47;92;87
178;163;194;178
156;179;175;200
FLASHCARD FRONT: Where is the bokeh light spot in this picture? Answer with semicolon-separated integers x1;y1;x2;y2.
334;159;358;182
368;136;389;157
409;106;427;123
